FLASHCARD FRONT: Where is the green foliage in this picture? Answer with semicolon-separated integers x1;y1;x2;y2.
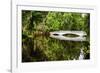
22;10;90;62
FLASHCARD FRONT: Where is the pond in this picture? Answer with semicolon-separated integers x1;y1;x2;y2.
22;31;90;62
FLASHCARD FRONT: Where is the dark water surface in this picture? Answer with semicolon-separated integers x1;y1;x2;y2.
22;33;90;62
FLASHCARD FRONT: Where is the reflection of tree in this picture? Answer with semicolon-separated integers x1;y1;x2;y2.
23;35;89;62
22;10;90;62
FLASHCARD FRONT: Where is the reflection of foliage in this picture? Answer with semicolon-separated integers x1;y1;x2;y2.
22;10;90;62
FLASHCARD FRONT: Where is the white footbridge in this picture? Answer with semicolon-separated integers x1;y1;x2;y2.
50;31;87;41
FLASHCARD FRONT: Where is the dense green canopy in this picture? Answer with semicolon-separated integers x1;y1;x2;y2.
22;10;90;62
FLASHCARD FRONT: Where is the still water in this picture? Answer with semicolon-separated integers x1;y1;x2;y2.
22;31;90;62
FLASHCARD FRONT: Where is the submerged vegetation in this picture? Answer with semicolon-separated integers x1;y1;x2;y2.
22;10;90;62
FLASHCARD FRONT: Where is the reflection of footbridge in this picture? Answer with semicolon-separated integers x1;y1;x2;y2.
50;31;87;41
